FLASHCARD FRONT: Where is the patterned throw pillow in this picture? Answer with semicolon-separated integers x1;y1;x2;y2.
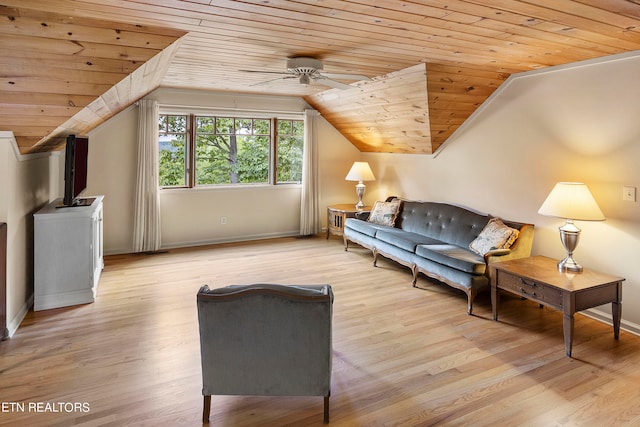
469;218;520;256
367;200;402;227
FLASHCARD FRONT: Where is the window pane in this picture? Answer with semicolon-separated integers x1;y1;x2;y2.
237;135;269;183
235;118;252;135
277;120;292;134
167;115;186;133
159;133;187;186
159;114;187;187
292;120;304;134
196;117;214;133
277;120;304;184
196;134;270;185
216;117;233;134
254;119;270;135
196;134;233;185
196;117;270;185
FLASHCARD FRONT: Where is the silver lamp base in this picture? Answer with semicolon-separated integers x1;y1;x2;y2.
354;182;366;210
558;254;582;272
558;219;582;272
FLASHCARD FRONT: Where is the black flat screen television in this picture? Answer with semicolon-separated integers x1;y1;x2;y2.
62;134;90;207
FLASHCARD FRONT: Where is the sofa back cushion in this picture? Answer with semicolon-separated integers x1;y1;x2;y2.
396;201;490;248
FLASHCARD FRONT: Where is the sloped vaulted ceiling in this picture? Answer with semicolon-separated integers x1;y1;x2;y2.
0;5;185;153
305;63;507;154
3;1;640;155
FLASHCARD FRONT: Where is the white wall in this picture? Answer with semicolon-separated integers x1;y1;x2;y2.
0;133;52;337
4;52;640;336
83;106;138;254
363;52;640;332
86;88;361;253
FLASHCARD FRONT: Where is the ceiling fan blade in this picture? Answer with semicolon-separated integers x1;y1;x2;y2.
320;72;371;81
239;69;292;75
315;77;354;90
250;76;297;87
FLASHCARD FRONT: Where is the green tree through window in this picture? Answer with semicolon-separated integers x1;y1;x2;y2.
158;113;303;188
158;115;187;187
277;120;304;183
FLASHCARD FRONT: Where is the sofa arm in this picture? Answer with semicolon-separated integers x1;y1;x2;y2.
355;211;370;221
483;248;511;263
485;223;535;272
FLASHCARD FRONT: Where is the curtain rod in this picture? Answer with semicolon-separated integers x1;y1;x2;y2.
157;103;307;116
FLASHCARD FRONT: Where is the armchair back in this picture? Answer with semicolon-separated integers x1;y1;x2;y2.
197;283;333;422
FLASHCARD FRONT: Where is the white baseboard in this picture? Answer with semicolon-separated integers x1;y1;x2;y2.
159;231;301;251
103;232;303;255
584;308;640;337
34;289;95;311
7;293;34;338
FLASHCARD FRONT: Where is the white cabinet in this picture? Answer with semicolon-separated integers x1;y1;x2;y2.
34;196;104;311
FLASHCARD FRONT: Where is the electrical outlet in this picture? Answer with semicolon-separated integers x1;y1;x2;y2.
220;216;228;225
623;186;636;202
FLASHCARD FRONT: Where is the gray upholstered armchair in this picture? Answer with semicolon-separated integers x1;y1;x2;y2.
197;284;334;423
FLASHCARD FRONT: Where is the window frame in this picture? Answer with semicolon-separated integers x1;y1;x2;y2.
158;107;304;189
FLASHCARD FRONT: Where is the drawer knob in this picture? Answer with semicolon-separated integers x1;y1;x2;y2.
519;287;537;298
519;278;537;288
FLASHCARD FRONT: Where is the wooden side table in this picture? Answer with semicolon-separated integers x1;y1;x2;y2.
326;204;371;239
490;256;625;357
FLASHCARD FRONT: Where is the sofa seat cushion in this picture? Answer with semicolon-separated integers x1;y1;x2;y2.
376;229;444;252
344;218;391;237
415;244;486;275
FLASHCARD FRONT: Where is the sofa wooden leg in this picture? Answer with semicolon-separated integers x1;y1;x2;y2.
411;264;418;287
324;394;330;423
203;395;211;423
372;248;378;267
467;290;475;315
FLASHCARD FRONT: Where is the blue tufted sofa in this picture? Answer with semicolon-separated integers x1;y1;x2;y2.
343;200;534;314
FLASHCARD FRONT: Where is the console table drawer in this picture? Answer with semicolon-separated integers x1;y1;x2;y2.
497;271;563;308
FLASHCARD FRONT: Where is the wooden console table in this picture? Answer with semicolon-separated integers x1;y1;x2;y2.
326;204;370;239
490;256;624;357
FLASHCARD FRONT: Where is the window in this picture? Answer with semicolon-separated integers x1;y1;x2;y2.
276;120;304;184
158;113;304;188
158;115;188;187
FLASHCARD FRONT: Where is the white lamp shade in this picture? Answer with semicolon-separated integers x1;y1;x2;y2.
538;182;605;221
345;162;376;182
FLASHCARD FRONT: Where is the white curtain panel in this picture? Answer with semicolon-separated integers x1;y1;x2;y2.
300;109;321;235
132;99;162;252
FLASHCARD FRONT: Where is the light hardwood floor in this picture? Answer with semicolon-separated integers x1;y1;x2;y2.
2;236;640;426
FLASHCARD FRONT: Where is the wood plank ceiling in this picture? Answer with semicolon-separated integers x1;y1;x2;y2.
2;1;640;155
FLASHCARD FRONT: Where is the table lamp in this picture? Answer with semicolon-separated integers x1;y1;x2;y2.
345;162;376;210
538;182;605;272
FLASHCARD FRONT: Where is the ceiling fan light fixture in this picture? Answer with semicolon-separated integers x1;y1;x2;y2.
243;56;369;90
286;57;323;71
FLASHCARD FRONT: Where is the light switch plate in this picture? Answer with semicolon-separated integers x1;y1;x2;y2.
623;186;636;202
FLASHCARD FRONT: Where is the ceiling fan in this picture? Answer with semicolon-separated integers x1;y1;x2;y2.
240;57;371;90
